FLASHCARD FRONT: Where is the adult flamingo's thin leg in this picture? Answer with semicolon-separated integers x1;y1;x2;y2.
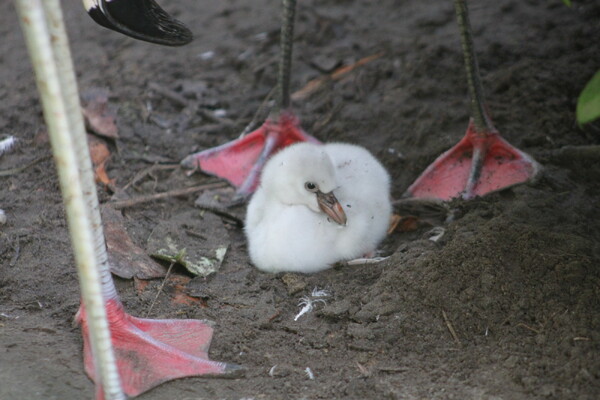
181;0;320;198
17;1;241;398
16;1;123;398
405;0;540;201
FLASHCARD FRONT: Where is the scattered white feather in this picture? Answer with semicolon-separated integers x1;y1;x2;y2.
387;147;405;159
346;256;389;265
0;136;17;156
213;109;227;118
0;209;6;225
294;298;320;321
305;367;315;380
253;32;268;41
427;226;445;242
310;287;330;298
199;50;215;60
294;287;330;321
268;365;277;377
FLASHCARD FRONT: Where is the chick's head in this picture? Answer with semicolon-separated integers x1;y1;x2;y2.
261;142;338;214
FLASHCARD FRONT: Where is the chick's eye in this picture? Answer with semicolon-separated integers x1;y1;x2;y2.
304;182;318;192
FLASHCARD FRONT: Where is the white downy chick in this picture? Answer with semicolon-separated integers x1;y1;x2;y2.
245;142;391;273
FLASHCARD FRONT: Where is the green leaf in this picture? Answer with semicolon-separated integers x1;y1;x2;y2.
562;0;572;6
150;235;228;277
577;69;600;125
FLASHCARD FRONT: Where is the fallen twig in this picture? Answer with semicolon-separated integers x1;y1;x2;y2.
122;164;178;191
145;261;176;317
291;52;384;101
148;82;191;108
195;204;245;227
442;310;462;346
546;144;600;162
184;229;208;241
573;337;591;342
0;154;52;177
107;182;228;209
378;366;409;374
516;322;541;334
356;361;371;377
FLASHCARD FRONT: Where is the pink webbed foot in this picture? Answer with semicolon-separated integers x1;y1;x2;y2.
405;119;540;201
77;299;242;398
181;111;320;197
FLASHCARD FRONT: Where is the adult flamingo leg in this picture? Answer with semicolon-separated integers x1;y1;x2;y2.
406;119;540;200
405;0;540;201
181;0;320;198
77;301;239;398
16;0;240;398
181;111;319;197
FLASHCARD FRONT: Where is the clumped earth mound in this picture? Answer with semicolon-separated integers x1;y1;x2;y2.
1;0;599;399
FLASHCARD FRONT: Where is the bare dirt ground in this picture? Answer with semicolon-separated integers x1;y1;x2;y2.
1;0;600;399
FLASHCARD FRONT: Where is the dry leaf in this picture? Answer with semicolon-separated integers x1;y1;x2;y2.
87;134;115;187
167;275;199;305
33;128;49;146
102;206;167;279
82;88;119;139
134;277;150;294
388;214;420;234
171;292;202;306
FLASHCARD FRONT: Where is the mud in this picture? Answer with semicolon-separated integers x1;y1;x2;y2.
1;0;599;399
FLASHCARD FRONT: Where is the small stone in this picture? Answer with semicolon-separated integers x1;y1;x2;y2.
281;273;307;295
504;355;519;368
320;299;351;320
310;55;339;72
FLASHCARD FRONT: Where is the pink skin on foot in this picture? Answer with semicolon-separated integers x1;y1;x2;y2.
77;299;241;398
405;119;540;201
181;111;320;197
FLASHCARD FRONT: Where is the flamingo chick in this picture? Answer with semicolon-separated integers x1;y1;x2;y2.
245;142;391;273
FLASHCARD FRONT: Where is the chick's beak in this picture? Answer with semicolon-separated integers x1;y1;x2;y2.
316;190;347;226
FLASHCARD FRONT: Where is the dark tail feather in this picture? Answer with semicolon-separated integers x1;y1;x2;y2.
85;0;192;46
